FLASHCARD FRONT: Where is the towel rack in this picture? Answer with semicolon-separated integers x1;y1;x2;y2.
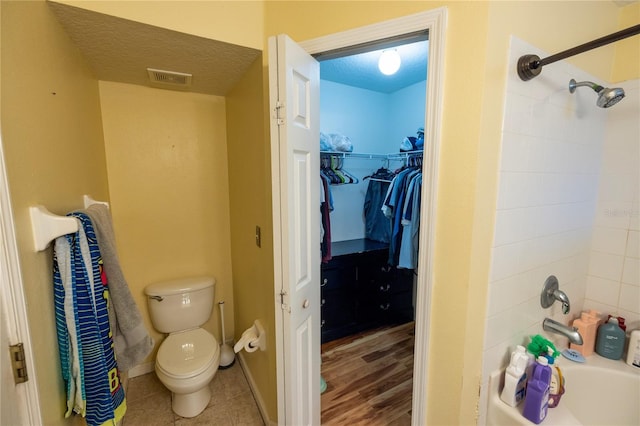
29;195;109;252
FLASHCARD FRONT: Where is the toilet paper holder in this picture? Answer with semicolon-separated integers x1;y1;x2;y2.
233;320;266;353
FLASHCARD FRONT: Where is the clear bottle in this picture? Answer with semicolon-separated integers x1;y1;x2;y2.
522;356;552;424
596;316;626;360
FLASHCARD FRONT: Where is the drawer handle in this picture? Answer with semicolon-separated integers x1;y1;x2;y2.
321;319;325;328
379;303;391;311
320;298;326;307
379;284;391;292
321;278;328;287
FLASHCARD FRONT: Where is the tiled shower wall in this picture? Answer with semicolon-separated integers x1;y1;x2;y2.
585;79;640;326
482;36;609;393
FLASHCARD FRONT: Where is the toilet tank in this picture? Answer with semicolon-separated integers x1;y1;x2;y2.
145;276;215;333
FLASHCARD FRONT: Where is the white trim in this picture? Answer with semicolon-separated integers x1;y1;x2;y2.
0;130;43;424
126;361;154;378
268;34;287;424
298;8;447;425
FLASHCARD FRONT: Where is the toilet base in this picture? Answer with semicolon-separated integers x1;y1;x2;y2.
171;385;211;418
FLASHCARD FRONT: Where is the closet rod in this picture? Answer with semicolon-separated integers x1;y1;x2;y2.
30;195;109;252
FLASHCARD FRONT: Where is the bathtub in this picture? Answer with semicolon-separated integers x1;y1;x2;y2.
487;353;640;425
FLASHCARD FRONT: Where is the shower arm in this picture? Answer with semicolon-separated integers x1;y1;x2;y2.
518;24;640;81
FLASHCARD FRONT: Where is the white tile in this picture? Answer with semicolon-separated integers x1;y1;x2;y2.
593;201;632;229
500;132;529;172
631;202;640;231
490;243;523;282
585;275;620;307
622;257;640;286
583;299;617;318
591;227;628;256
484;310;516;349
627;231;640;259
618;284;640;314
493;209;526;247
588;250;624;281
598;173;637;203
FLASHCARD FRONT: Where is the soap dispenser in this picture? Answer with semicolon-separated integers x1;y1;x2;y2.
596;316;625;360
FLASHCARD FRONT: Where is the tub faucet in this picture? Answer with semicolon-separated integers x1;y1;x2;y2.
540;275;571;314
543;318;583;345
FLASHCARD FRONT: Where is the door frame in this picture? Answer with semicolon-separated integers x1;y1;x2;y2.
0;130;42;425
271;7;447;425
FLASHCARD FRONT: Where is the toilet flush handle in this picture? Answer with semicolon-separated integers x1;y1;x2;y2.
149;295;163;302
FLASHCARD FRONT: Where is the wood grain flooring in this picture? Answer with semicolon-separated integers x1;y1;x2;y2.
321;322;414;426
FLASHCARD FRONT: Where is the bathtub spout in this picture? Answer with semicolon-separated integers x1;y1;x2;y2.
543;318;583;345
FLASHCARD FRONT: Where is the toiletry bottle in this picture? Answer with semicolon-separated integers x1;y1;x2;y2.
588;309;605;328
596;316;625;360
617;316;626;331
626;329;640;368
500;345;529;406
570;311;598;356
523;356;552;424
547;357;564;408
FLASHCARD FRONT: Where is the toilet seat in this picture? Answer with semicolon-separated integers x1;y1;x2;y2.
156;328;219;379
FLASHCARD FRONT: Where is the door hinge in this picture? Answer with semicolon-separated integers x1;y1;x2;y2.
9;343;28;384
279;290;290;312
274;101;285;126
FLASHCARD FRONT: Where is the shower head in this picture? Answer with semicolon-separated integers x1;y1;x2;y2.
569;79;625;108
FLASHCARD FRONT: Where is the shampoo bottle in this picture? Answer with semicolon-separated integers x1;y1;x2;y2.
500;345;529;406
626;329;640;368
522;356;552;424
570;311;598;356
596;316;625;360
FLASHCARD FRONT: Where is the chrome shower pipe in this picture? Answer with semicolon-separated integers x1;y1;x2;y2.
518;24;640;81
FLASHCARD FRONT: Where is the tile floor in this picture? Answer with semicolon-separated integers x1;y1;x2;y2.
123;361;264;425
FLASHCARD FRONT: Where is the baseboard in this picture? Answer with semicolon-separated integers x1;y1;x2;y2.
127;361;155;378
237;353;277;426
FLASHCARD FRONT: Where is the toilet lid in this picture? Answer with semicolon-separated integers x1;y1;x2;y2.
157;328;219;379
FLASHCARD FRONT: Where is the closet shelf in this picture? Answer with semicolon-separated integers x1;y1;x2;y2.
29;195;109;252
321;150;423;160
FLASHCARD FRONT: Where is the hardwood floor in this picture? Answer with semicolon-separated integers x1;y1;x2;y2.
321;322;414;425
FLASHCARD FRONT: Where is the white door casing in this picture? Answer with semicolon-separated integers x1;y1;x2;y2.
0;130;42;425
271;8;447;425
269;34;321;426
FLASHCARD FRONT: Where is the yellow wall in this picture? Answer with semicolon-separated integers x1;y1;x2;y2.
3;1;633;425
264;1;624;424
612;2;640;82
1;1;109;424
98;81;234;354
51;0;265;51
225;54;278;420
264;2;491;424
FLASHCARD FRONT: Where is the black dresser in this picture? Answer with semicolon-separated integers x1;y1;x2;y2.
321;239;414;343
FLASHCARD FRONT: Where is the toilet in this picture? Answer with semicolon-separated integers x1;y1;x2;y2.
145;276;220;418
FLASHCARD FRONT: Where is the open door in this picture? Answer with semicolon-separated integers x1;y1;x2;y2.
268;35;321;425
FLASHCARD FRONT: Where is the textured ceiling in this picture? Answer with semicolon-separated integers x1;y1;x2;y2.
320;40;428;94
48;2;261;96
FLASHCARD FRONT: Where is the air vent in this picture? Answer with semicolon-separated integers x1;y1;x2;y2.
147;68;192;87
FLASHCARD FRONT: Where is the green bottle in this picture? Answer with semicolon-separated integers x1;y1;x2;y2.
596;317;625;360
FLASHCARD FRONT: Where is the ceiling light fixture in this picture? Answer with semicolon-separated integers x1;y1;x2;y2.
378;49;401;75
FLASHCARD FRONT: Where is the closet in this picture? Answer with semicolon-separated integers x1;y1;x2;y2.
318;39;428;345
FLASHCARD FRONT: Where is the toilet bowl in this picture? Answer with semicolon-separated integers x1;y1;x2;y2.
145;276;220;418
